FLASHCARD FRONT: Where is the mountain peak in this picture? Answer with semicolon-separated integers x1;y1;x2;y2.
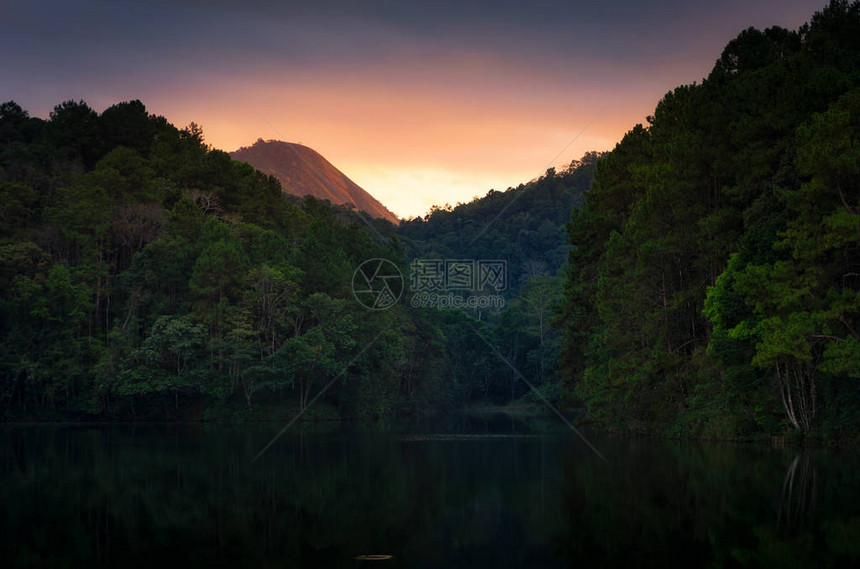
229;139;398;224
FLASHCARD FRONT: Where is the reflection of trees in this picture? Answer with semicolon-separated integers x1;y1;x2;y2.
727;453;822;568
4;428;859;568
0;426;572;568
554;440;860;568
778;454;817;532
554;440;715;568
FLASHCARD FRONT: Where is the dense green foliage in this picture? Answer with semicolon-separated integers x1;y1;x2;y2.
397;157;599;404
3;2;858;442
558;0;860;439
0;99;456;420
0;95;598;420
399;154;599;288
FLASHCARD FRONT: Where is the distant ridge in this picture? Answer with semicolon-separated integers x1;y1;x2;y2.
229;139;398;224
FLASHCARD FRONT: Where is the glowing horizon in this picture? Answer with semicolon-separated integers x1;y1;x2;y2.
1;0;828;219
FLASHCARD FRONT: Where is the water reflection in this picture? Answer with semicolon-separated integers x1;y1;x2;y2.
554;440;860;568
0;422;858;568
778;453;817;532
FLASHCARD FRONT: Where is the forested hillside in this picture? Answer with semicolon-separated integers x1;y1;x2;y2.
397;156;600;404
0;99;438;420
0;99;600;420
398;152;601;290
3;1;858;443
0;96;596;421
558;0;860;440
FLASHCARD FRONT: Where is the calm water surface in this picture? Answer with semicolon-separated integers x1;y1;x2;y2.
1;416;858;568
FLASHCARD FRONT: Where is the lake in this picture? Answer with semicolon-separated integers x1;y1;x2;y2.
1;415;858;568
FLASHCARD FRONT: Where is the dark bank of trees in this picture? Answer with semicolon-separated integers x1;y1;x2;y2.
2;1;858;442
398;152;601;290
557;0;860;439
0;98;452;420
0;96;595;421
398;155;601;404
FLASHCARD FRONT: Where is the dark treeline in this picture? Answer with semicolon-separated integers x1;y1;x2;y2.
398;155;601;404
0;96;595;420
558;0;860;439
2;1;858;441
398;152;601;290
0;98;438;420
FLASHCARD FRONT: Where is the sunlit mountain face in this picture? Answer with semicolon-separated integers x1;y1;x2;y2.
230;139;399;224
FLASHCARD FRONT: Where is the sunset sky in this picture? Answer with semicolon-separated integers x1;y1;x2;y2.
2;0;828;219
